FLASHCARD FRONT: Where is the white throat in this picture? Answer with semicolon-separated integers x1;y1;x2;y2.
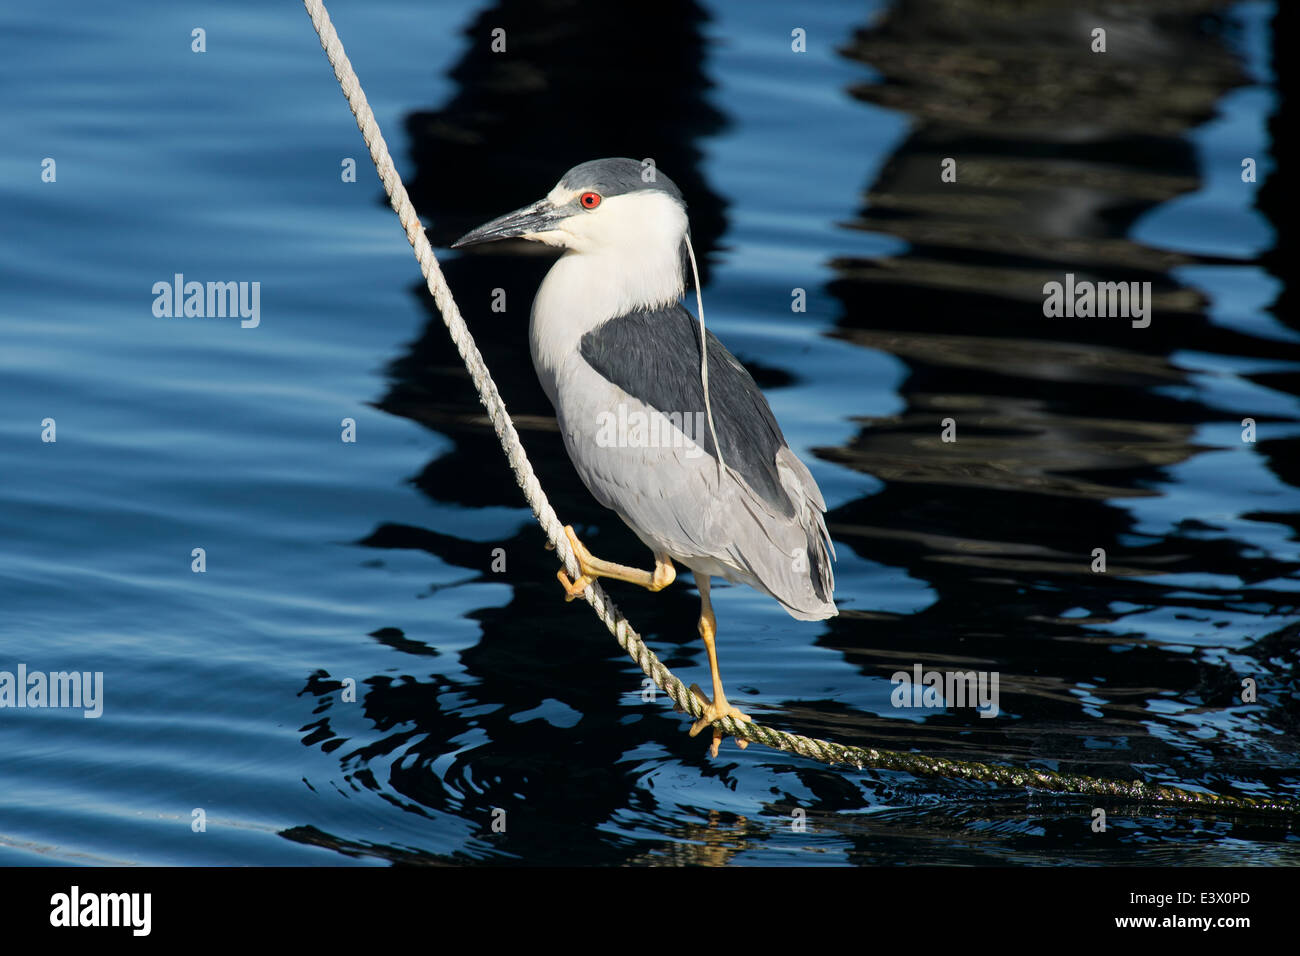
529;191;688;405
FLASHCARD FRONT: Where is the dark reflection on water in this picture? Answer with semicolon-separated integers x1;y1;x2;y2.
818;0;1299;797
293;0;1299;862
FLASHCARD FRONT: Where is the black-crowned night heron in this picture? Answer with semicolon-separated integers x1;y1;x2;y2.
453;158;836;756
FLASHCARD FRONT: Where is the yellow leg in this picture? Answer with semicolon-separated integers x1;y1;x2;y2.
687;576;751;757
555;525;675;601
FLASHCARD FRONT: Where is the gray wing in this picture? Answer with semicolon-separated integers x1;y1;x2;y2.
579;304;792;515
561;307;835;618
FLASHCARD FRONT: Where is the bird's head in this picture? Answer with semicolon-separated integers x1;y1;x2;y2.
452;158;688;258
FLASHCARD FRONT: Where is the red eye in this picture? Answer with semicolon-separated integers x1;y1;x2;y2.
580;191;601;209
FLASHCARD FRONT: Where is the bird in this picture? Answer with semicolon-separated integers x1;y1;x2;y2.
452;158;836;756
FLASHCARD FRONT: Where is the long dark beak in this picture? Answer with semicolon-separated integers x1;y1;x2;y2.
451;198;559;248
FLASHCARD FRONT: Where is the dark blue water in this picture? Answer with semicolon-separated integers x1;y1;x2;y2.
1;0;1296;865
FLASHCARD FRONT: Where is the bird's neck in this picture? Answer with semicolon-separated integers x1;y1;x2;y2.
529;241;685;404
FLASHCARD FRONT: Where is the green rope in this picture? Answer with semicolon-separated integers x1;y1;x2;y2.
607;605;1299;816
302;0;1300;821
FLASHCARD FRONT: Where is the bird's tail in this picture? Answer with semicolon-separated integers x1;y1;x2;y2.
746;447;838;621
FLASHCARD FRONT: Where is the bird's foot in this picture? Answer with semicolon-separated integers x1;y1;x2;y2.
555;525;596;601
556;568;593;602
688;683;751;758
552;525;675;600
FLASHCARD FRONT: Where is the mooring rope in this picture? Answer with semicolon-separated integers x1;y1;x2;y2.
301;0;1299;819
